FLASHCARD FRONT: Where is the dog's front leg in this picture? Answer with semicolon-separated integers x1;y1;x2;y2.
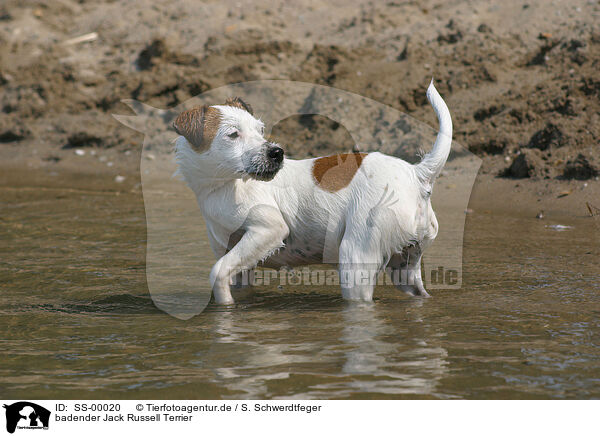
210;222;289;304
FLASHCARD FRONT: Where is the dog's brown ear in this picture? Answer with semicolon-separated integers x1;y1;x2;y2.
225;97;253;115
173;105;221;151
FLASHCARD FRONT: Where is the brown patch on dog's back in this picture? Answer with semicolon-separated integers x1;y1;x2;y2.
312;152;368;192
173;105;221;151
225;97;254;115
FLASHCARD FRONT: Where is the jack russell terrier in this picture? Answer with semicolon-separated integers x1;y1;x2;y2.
173;81;452;304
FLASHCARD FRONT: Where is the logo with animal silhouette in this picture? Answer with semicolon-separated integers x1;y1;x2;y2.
3;402;50;434
115;80;481;318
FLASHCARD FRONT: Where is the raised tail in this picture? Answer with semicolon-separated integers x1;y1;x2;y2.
415;80;453;186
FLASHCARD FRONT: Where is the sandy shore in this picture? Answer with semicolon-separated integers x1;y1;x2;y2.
1;0;599;218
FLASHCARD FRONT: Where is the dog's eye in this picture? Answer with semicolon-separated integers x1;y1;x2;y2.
228;131;239;139
260;126;265;135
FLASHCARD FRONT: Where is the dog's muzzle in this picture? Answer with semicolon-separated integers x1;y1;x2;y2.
246;142;284;181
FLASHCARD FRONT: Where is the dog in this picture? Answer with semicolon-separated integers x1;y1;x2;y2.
173;82;452;304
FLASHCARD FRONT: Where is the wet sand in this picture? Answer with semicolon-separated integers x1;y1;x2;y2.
1;0;599;182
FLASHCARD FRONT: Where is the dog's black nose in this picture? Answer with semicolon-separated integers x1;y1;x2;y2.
267;146;284;163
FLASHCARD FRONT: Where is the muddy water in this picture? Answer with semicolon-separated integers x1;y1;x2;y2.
1;176;599;399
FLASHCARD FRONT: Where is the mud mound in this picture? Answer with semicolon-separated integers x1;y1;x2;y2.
270;115;356;158
562;154;599;180
0;0;598;184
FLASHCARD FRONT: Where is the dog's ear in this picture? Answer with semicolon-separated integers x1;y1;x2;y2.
225;97;253;115
173;105;221;151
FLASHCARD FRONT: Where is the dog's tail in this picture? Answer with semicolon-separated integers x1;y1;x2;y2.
414;79;453;187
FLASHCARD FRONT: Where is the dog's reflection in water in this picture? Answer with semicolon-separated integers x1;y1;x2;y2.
206;297;448;398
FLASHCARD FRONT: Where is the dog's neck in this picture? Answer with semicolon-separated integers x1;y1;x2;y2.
174;137;240;195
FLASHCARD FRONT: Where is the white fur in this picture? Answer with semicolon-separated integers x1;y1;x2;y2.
175;82;452;304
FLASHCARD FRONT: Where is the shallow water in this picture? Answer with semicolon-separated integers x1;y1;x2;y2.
1;180;599;399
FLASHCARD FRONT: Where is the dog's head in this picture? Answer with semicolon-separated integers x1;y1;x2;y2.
173;97;284;181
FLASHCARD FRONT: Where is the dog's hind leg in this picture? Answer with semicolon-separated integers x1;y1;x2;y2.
337;234;383;302
387;245;430;297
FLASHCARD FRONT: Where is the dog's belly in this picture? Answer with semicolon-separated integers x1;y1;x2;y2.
262;227;327;268
221;220;331;268
263;246;323;268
